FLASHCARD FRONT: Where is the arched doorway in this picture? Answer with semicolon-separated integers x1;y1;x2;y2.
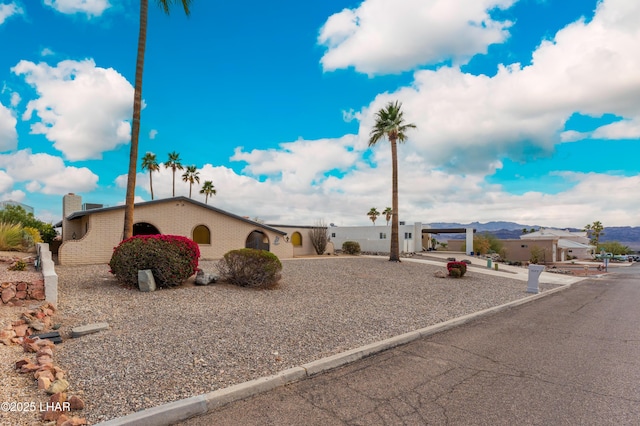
291;231;302;247
246;230;269;251
133;222;160;236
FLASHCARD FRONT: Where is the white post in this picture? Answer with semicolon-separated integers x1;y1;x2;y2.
466;228;474;255
527;264;545;294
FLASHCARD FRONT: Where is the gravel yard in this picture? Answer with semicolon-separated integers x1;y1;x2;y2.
3;256;561;424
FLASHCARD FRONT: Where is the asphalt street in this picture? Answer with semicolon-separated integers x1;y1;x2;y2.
176;264;640;425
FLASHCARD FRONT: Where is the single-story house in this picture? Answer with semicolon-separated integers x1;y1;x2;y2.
447;228;594;263
328;222;430;253
59;193;304;265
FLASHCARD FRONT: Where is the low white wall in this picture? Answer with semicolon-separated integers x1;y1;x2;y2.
37;243;58;307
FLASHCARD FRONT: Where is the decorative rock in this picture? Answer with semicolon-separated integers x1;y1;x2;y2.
61;417;88;426
35;369;55;381
71;322;109;338
434;270;447;278
15;358;31;369
14;323;29;337
47;378;70;394
195;270;219;285
30;320;45;331
38;376;52;390
1;287;16;303
41;409;63;422
138;269;156;292
68;395;85;410
50;392;67;404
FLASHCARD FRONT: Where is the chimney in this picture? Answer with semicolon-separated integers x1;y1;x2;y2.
62;193;82;241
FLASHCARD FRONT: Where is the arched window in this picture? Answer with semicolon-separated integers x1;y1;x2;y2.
193;225;211;244
133;222;160;236
291;231;302;247
246;230;269;251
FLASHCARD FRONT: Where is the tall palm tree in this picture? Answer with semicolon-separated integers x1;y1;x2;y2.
182;165;200;198
199;180;216;204
141;152;160;200
123;0;193;240
367;207;380;225
369;101;416;262
164;151;184;197
383;207;393;226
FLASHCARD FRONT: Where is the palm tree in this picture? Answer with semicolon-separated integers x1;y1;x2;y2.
123;0;192;240
369;101;416;262
383;207;393;226
164;151;184;197
584;221;605;246
199;180;216;204
141;152;160;200
182;165;200;198
367;207;380;225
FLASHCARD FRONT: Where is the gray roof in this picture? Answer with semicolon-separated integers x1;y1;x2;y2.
65;196;286;235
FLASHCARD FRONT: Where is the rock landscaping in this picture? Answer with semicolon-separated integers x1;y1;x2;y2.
1;255;46;306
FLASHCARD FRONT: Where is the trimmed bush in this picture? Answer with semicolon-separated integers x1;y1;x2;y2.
109;235;200;288
342;241;361;255
447;261;467;277
216;248;282;289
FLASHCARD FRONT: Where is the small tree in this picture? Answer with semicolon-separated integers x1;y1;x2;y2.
0;205;56;243
367;207;380;225
383;207;392;226
584;221;604;246
530;245;546;264
309;220;329;255
598;241;631;255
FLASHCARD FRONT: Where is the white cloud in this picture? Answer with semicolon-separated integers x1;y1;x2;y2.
318;0;516;74
0;169;12;193
41;48;55;57
350;0;640;173
0;149;99;194
231;135;360;192
0;101;17;151
44;0;111;17
149;129;158;139
0;2;22;25
12;59;133;161
10;92;21;107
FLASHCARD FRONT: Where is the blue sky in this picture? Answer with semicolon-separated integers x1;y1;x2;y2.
1;0;639;228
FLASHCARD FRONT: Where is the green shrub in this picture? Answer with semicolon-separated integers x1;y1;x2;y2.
342;241;361;255
0;205;56;244
216;248;282;289
0;222;24;251
449;267;462;278
8;259;27;271
109;235;200;288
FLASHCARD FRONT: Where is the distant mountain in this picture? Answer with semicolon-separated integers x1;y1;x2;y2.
430;221;640;251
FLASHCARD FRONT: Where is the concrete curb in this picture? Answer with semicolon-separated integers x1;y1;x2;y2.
37;243;58;307
96;282;576;426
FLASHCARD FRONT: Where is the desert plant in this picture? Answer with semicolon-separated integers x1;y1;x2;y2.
342;241;361;255
309;220;329;255
109;235;200;288
0;205;56;243
216;248;282;288
0;222;24;251
530;245;546;264
447;261;467;277
8;259;27;271
22;226;42;250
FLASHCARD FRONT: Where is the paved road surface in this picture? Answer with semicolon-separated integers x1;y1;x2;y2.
176;265;640;425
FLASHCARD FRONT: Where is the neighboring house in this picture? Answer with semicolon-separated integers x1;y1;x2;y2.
328;222;429;253
267;225;335;256
59;194;293;265
0;199;34;214
520;228;594;261
447;228;594;263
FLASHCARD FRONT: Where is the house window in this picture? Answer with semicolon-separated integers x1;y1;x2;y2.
521;244;528;248
291;231;302;247
404;232;412;239
193;225;211;244
331;233;336;238
380;233;387;239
